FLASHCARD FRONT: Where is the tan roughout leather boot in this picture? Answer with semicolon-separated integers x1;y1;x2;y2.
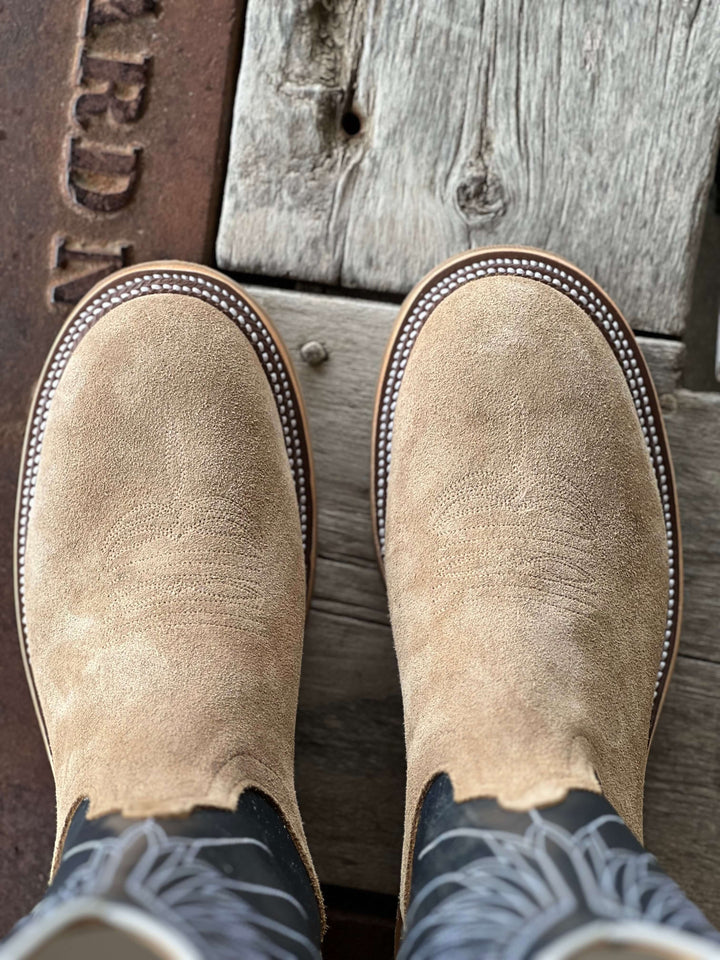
371;246;680;918
13;261;321;952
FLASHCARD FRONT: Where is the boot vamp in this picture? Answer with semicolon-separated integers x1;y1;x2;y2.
24;294;305;827
386;275;668;836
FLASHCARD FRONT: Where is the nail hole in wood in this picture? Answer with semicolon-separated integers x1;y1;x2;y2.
341;111;362;137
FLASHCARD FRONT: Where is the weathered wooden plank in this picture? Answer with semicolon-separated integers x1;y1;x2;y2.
664;389;720;664
296;608;404;894
219;1;720;335
683;178;720;392
638;340;686;401
247;285;719;920
645;655;720;925
0;0;245;936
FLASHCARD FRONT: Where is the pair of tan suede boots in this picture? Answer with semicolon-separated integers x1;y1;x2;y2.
15;246;677;940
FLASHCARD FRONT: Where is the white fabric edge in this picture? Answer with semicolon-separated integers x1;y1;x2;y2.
534;920;720;960
0;896;202;960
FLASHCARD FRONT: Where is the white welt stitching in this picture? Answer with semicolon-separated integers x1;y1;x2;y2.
17;271;310;664
374;257;675;700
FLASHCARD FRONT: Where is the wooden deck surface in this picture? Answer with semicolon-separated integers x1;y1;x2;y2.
217;0;720;336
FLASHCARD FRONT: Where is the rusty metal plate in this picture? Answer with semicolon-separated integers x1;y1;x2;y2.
0;0;243;932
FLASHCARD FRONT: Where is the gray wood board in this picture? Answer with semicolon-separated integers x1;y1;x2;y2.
248;285;720;921
219;1;720;335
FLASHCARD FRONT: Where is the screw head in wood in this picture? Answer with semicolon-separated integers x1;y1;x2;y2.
300;340;328;366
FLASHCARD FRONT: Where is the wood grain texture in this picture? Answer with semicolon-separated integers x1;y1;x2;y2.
219;1;720;334
247;285;720;921
645;655;720;924
664;389;720;664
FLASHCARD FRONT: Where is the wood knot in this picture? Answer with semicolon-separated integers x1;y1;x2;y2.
455;166;506;225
